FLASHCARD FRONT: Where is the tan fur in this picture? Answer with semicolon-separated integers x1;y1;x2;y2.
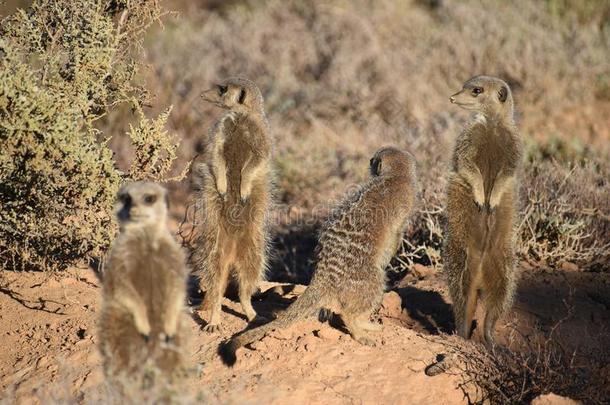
219;147;417;366
99;182;189;383
192;77;273;332
444;75;523;345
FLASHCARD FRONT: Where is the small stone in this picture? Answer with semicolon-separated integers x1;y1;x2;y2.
316;326;342;341
297;334;318;351
291;284;307;295
36;356;49;368
412;263;435;279
249;339;268;351
380;291;403;318
531;393;580;405
559;261;579;272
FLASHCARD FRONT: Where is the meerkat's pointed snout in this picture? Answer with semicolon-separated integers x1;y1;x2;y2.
201;85;222;104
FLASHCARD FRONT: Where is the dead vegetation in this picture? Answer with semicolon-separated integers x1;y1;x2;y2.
436;322;609;404
144;0;609;274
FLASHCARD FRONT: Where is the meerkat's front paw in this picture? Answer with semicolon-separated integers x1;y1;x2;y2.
355;335;376;347
239;191;250;205
488;194;501;212
159;332;175;344
484;202;496;214
203;323;221;333
360;321;382;332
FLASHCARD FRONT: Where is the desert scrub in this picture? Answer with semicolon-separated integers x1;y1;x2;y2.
518;155;610;269
0;0;183;272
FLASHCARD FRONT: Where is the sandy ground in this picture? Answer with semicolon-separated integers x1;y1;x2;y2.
1;260;607;404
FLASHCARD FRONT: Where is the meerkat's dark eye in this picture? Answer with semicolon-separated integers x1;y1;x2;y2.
143;194;157;205
472;87;484;96
217;85;228;96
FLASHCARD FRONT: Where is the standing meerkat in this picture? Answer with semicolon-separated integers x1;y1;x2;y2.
192;77;272;332
443;75;523;345
99;182;189;381
219;147;417;366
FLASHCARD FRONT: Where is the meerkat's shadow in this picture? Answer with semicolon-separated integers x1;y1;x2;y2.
395;286;455;334
188;279;299;330
267;224;319;285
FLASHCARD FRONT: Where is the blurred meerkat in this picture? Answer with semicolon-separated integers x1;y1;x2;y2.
192;77;272;332
219;147;417;366
443;75;523;345
99;182;188;381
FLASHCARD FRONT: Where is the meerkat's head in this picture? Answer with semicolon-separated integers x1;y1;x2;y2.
115;182;169;233
201;77;265;116
369;146;416;179
449;75;513;119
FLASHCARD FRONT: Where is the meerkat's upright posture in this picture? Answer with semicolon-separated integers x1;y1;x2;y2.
443;75;523;345
192;77;272;332
99;182;188;380
219;147;417;366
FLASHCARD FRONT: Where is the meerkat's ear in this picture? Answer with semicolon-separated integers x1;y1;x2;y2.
498;86;508;103
238;88;247;104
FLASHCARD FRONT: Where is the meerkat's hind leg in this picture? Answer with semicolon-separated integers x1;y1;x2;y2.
202;253;231;333
235;250;266;323
460;248;483;340
356;314;382;332
482;252;512;347
342;313;376;346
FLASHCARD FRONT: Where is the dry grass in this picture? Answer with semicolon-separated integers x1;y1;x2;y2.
435;323;609;404
138;0;609;272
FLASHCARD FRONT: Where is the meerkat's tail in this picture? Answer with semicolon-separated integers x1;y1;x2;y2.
219;285;323;366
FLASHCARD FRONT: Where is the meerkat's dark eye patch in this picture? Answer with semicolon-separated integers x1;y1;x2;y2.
217;85;228;96
238;88;247;104
164;193;170;209
143;194;157;205
472;87;484;96
498;86;508;103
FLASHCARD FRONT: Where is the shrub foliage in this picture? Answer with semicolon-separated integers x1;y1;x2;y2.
0;0;181;272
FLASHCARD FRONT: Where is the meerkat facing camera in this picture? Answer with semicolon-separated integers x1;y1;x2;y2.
219;147;417;366
191;77;273;332
99;182;189;381
443;75;523;345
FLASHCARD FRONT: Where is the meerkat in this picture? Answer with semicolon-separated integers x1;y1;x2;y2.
99;182;189;381
443;75;523;346
192;77;273;332
218;147;417;366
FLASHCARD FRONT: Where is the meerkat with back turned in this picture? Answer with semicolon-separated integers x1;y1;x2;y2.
219;147;417;366
443;75;523;345
192;77;272;332
99;182;189;380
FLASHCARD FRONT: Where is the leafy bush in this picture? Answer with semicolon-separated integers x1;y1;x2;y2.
0;0;183;272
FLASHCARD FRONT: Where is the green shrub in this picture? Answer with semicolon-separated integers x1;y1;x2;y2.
0;0;182;272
